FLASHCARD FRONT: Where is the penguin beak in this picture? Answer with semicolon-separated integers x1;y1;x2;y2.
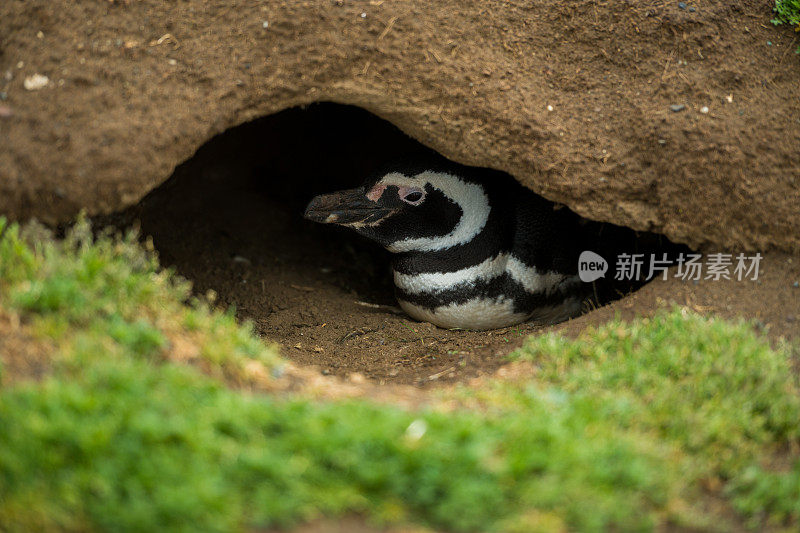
304;188;396;226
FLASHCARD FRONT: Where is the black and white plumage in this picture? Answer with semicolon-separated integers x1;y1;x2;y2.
304;159;623;330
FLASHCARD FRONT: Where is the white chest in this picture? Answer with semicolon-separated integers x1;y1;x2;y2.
398;297;528;329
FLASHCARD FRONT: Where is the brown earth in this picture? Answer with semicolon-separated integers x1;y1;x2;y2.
1;0;799;254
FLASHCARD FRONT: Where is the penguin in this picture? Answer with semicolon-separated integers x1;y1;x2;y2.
304;157;660;330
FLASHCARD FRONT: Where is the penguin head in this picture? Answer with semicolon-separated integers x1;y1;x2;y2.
304;165;491;253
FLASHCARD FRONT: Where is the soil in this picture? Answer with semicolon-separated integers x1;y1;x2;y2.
2;0;800;253
111;103;799;387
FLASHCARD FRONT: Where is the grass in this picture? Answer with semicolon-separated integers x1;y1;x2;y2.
773;0;800;52
0;216;281;385
0;353;677;532
0;217;799;531
510;312;800;528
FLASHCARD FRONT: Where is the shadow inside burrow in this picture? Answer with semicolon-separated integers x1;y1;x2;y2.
130;103;437;315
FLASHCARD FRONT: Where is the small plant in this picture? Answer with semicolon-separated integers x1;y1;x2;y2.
773;0;800;53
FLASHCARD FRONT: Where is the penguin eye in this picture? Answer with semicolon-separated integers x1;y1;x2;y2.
404;191;423;203
398;187;425;205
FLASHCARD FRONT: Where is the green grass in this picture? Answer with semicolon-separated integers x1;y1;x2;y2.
773;0;800;53
0;216;280;384
0;217;799;531
511;312;800;528
0;353;678;532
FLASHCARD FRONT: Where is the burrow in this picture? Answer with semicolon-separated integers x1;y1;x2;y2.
110;102;687;385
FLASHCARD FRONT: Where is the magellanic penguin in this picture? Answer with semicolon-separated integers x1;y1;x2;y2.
304;158;638;330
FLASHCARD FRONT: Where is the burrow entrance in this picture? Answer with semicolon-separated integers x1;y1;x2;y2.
121;103;682;385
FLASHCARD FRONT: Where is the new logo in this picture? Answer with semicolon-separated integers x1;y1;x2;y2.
578;251;608;282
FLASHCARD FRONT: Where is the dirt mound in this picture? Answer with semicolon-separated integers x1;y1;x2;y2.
1;0;799;252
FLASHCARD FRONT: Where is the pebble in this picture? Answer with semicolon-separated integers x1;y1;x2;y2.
689;6;696;12
262;21;269;28
669;103;686;112
23;73;49;90
700;106;709;114
678;2;686;9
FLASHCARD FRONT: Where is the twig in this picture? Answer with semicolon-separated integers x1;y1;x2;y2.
354;301;405;315
378;16;398;40
427;366;455;381
661;50;675;82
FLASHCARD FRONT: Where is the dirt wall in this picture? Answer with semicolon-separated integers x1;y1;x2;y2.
1;0;798;251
